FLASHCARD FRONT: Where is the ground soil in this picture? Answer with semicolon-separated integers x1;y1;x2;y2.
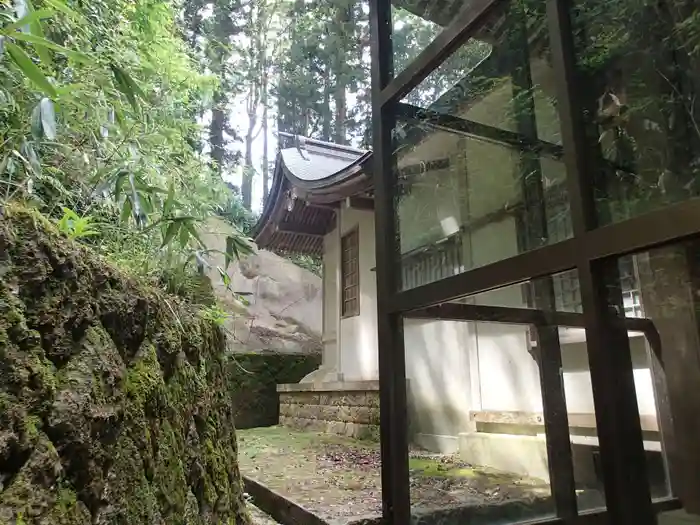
237;427;552;524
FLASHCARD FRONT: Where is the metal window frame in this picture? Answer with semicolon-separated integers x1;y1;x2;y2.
369;0;698;522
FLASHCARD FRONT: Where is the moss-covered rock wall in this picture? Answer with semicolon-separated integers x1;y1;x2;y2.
229;353;320;429
0;206;250;525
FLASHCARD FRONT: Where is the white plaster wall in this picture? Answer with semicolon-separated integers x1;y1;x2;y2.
322;230;339;370
464;57;562;145
559;333;658;417
338;207;379;381
475;322;542;412
404;319;473;449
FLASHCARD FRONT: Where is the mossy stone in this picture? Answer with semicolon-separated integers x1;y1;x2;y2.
0;204;250;525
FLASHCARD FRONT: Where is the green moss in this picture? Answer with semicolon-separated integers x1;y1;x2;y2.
227;352;321;429
0;205;251;525
53;485;80;516
408;457;478;478
125;344;164;405
23;414;42;440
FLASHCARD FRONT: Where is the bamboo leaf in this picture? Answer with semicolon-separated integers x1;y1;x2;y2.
128;172;144;226
39;97;56;140
178;221;190;248
2;9;54;34
110;63;142;111
20;138;41;175
5;41;56;97
21;0;53;69
141;194;153;214
120;197;132;223
42;0;85;23
163;180;175;217
184;220;204;248
113;170;128;202
161;220;180;248
9;32;90;63
225;236;238;269
30;101;43;139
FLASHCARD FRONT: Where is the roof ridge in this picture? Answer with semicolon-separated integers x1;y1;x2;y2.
277;132;369;155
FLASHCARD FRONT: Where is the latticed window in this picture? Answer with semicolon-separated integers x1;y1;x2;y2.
545;201;643;317
401;233;464;291
341;229;360;317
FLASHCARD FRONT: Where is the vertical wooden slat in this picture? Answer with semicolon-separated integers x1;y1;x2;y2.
534;324;578;519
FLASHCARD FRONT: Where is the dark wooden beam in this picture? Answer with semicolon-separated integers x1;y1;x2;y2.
305;201;340;210
405;302;653;334
347;197;375;211
276;221;327;237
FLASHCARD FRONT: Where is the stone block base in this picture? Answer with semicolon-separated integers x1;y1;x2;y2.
458;432;599;485
459;432;551;482
277;381;380;440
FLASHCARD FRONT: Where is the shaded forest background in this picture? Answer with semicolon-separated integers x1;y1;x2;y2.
2;0;700;285
0;0;445;282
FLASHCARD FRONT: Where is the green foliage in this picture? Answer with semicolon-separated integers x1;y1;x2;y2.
217;189;258;235
0;0;254;297
228;352;321;429
281;252;322;276
199;304;229;326
56;207;99;239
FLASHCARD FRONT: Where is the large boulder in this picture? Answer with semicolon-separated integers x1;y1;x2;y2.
0;206;250;525
200;218;322;355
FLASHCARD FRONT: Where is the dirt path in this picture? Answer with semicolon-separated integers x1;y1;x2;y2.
237;427;552;523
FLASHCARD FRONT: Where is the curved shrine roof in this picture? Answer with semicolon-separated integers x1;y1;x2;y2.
252;135;373;256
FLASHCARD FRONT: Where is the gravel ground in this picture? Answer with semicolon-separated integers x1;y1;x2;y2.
237;426;552;524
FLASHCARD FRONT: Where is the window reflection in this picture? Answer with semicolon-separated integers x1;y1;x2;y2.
572;0;700;224
391;0;494;73
399;0;560;144
605;241;700;513
393;119;571;290
403;318;557;521
392;0;574;291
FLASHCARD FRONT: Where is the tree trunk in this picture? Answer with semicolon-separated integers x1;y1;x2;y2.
334;88;346;144
322;79;331;141
333;3;350;144
262;64;270;202
209;90;226;176
242;117;255;209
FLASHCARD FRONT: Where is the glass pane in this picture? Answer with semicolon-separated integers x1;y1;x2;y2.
572;0;700;225
392;3;443;71
391;0;497;74
403;317;556;521
554;325;606;512
394;117;570;290
400;0;561;146
392;0;570;291
456;270;582;313
604;243;700;513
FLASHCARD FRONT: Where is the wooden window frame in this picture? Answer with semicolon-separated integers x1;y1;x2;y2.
341;227;360;318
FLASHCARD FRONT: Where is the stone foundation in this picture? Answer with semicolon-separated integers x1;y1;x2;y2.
277;381;380;440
